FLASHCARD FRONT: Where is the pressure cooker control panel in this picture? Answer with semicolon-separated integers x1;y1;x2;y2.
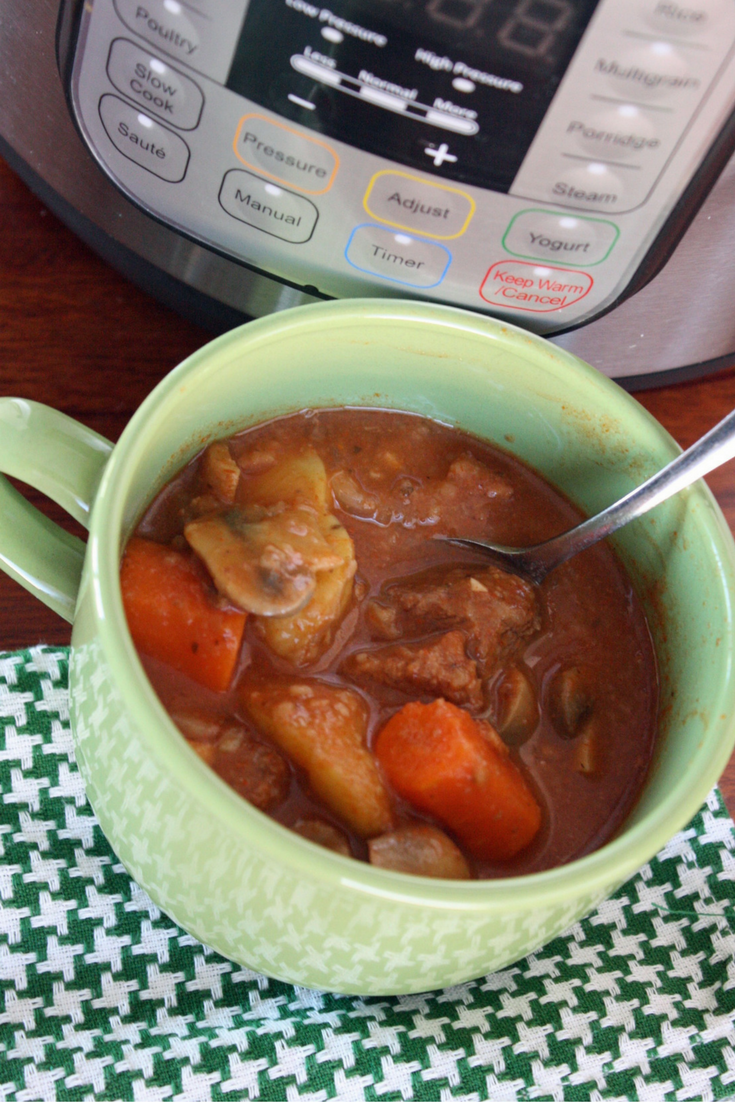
68;0;735;333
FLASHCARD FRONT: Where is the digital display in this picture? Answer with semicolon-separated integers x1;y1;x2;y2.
227;0;600;192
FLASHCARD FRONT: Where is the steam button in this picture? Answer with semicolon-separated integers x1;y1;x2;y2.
99;94;190;182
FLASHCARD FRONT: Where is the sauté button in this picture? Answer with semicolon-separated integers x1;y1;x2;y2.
479;260;593;312
363;171;475;239
345;225;451;287
99;94;190;182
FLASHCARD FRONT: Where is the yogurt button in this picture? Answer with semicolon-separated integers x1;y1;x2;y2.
502;210;619;265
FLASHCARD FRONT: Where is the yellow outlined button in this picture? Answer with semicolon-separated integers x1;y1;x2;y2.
233;114;339;195
363;170;475;239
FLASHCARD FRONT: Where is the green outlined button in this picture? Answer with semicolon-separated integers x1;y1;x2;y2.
502;209;619;267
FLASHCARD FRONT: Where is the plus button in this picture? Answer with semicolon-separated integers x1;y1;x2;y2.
425;142;457;167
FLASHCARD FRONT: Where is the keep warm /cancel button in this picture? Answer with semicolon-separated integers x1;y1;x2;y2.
479;260;593;313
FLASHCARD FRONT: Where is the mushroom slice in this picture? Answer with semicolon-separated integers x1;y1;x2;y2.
184;507;342;617
494;666;538;745
550;666;594;739
293;817;351;856
368;824;471;879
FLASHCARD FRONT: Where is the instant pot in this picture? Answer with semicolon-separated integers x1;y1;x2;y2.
3;0;735;387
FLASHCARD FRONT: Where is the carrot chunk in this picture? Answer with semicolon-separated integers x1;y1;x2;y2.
120;536;246;692
374;699;541;861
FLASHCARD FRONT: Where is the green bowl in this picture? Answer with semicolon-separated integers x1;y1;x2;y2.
1;298;734;995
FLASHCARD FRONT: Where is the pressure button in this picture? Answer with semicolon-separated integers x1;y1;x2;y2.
233;115;338;195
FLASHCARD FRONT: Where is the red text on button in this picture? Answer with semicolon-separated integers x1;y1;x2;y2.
479;260;593;312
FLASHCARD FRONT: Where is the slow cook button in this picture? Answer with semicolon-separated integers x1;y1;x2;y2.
363;170;475;239
106;38;204;130
219;170;318;243
233;115;338;195
345;225;451;288
502;210;619;266
479;260;593;312
113;0;201;65
99;94;190;182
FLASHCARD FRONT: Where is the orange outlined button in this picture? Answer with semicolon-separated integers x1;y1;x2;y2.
479;260;593;312
364;170;475;239
233;114;338;195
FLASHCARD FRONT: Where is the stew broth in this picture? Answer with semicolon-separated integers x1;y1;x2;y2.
124;408;658;878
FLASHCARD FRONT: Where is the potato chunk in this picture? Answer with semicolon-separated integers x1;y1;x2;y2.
242;446;329;511
369;825;471;879
293;817;351;856
241;679;393;837
254;515;356;665
201;441;240;504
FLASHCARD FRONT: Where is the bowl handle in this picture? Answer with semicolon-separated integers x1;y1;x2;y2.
0;399;113;622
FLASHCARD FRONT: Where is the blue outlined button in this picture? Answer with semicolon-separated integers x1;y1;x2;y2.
345;224;451;288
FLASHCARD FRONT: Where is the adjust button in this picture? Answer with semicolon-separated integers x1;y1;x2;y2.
99;94;190;182
233;115;338;195
502;210;619;266
363;170;475;239
219;170;318;243
107;39;204;130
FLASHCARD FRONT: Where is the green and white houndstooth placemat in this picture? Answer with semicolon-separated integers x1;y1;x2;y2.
0;647;734;1102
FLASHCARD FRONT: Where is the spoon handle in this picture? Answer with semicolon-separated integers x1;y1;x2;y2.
544;406;735;568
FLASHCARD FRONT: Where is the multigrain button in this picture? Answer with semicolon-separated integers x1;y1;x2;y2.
502;210;619;266
345;224;451;287
113;0;201;64
99;94;190;182
107;39;204;130
479;260;593;313
594;44;699;101
364;170;475;239
233;115;338;195
219;170;318;243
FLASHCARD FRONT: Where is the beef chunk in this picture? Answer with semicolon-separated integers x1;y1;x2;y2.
368;564;540;677
344;630;483;709
211;724;291;812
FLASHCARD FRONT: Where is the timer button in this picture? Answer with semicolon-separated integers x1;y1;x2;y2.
107;39;204;130
345;224;452;288
99;94;190;182
363;171;475;239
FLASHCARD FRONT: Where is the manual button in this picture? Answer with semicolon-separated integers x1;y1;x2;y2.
219;170;318;244
364;170;475;239
99;94;190;182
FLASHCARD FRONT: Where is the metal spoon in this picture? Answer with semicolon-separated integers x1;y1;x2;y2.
439;407;735;585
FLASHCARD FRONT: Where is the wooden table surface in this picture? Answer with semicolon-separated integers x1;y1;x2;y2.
2;154;735;819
